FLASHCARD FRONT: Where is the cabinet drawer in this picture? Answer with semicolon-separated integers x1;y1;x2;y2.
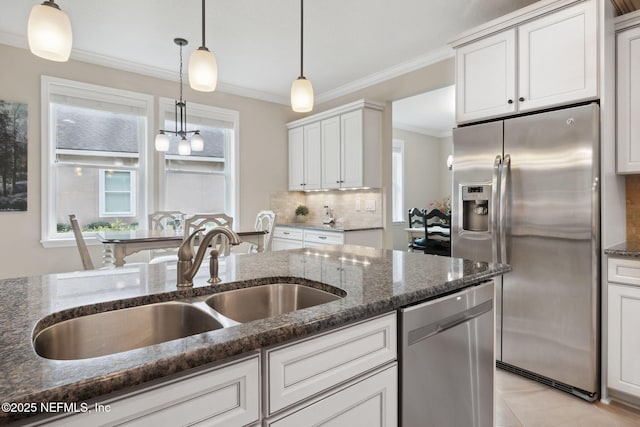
608;257;640;286
45;355;260;427
303;229;344;245
266;312;397;414
273;227;303;241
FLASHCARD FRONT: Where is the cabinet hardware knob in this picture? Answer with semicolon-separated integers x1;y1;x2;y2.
519;97;525;102
336;180;340;183
319;236;327;239
507;99;513;104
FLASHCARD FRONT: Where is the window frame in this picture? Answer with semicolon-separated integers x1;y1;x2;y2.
392;139;405;224
41;76;153;247
157;97;239;226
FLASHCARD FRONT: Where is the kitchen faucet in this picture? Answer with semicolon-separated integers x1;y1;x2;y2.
177;227;241;287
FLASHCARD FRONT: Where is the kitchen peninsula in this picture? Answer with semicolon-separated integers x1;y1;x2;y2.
0;246;508;425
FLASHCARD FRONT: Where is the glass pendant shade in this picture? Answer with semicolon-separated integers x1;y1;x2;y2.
189;47;218;92
178;138;192;156
190;132;204;151
291;77;314;113
155;132;170;151
28;1;72;62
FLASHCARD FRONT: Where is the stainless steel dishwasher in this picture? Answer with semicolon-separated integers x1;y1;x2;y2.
400;280;494;427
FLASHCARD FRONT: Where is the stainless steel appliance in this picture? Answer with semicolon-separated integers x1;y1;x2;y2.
451;103;600;400
400;280;494;427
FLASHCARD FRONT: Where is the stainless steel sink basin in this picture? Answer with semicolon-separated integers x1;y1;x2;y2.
204;283;343;323
33;302;224;360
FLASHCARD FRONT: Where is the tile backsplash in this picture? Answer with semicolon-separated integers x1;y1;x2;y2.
270;189;383;229
627;175;640;242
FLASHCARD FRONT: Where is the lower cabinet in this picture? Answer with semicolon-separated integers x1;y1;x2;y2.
43;354;261;427
265;364;397;427
608;257;640;401
272;225;382;251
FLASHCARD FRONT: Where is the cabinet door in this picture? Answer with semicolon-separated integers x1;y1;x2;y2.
608;284;640;397
304;122;322;190
455;29;516;123
616;25;640;173
288;127;305;191
518;0;597;112
266;364;397;427
341;110;364;188
321;116;342;189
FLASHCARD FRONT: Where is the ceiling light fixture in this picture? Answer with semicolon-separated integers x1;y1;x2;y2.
290;0;313;113
189;0;218;92
28;0;73;62
155;38;202;155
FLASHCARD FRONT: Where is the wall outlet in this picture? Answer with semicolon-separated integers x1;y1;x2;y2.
355;199;361;211
365;199;376;212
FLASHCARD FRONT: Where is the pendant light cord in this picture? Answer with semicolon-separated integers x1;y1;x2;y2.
201;0;206;48
300;0;304;77
179;43;184;102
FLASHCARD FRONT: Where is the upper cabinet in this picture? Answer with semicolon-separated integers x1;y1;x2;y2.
451;0;598;124
288;100;383;191
615;11;640;173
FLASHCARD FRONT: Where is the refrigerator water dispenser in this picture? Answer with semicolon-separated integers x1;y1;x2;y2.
461;185;490;232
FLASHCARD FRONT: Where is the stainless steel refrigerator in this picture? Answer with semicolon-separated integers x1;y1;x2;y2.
451;103;600;400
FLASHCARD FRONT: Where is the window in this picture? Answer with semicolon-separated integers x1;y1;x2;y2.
158;98;238;222
392;139;405;223
42;76;152;245
99;170;135;216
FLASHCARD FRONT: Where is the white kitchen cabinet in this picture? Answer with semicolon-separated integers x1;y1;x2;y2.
265;312;397;415
288;123;321;191
271;226;304;251
455;29;516;123
608;257;640;399
288;99;383;190
43;354;260;427
517;0;597;112
265;364;397;427
615;12;640;173
452;0;598;124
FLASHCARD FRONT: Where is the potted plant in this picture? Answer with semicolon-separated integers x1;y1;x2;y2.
295;205;309;223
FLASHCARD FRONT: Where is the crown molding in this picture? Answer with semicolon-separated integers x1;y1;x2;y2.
316;46;454;105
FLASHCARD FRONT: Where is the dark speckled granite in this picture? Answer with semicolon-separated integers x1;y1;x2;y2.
605;242;640;258
0;245;509;424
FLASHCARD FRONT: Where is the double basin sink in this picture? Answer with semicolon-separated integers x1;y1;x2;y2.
33;283;344;361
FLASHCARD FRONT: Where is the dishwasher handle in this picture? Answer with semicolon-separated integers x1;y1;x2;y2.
406;299;493;347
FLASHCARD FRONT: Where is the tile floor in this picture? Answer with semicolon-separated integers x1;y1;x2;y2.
496;369;640;426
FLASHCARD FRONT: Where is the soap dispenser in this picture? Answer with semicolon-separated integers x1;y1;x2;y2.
322;205;334;224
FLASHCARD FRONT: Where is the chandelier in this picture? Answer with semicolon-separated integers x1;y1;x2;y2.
155;38;203;155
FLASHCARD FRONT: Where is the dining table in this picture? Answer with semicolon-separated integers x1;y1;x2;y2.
96;228;268;267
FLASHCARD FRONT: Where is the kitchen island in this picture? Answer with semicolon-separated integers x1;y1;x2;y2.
0;245;509;425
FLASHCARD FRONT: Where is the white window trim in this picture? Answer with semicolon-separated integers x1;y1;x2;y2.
41;76;153;247
392;138;405;224
99;169;136;217
157;98;239;227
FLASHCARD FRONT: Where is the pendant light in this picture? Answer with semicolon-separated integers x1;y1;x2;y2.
155;38;201;155
291;0;314;112
28;0;73;62
189;0;218;92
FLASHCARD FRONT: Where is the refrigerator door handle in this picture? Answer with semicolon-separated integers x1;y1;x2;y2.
492;155;502;263
500;154;511;264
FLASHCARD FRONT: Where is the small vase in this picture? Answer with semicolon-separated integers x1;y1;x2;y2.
296;214;306;223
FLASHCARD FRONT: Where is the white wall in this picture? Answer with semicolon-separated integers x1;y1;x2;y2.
0;43;294;279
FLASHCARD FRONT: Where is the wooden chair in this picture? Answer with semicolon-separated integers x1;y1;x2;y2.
69;214;95;270
423;208;451;256
232;210;277;254
148;211;185;230
407;208;427;252
184;213;234;256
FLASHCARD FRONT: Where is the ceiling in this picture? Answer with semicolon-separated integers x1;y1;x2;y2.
1;0;539;108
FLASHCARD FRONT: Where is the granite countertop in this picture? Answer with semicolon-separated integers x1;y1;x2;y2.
605;242;640;258
0;245;509;424
276;222;383;232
